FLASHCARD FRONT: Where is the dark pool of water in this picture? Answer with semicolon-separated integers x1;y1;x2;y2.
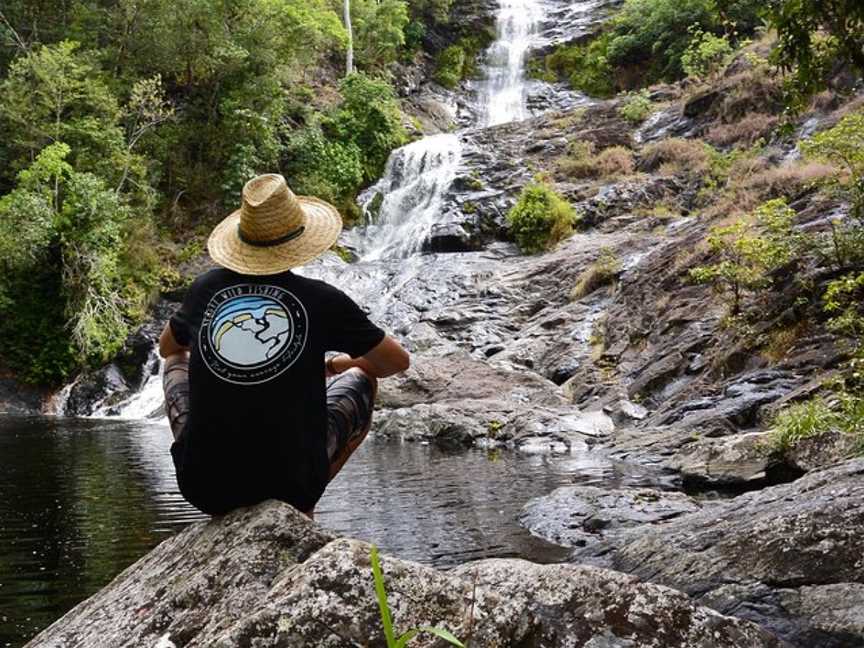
0;415;659;647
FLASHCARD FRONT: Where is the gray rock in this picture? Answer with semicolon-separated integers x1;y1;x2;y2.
423;222;478;253
0;377;45;415
521;485;701;548
669;431;777;487
27;500;789;648
577;459;864;648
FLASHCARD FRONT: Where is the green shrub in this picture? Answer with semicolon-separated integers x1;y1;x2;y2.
824;271;864;339
547;0;760;91
605;0;718;81
618;90;653;123
434;45;466;88
689;198;800;313
682;28;734;79
283;127;364;204
325;73;407;183
544;33;616;97
801;108;864;225
507;181;578;253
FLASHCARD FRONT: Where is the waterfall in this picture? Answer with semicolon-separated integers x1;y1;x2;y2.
67;0;544;421
477;0;543;127
351;133;463;261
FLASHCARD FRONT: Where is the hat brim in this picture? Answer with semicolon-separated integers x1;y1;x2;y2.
207;196;343;275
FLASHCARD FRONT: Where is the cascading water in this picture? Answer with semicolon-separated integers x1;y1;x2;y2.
477;0;544;127
350;133;463;261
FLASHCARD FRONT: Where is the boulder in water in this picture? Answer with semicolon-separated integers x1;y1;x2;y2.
26;499;789;647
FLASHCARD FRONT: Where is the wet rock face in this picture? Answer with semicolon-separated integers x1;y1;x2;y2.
0;377;44;415
560;459;864;648
26;499;789;648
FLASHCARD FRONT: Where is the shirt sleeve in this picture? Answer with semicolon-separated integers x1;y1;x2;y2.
325;288;386;358
169;274;207;348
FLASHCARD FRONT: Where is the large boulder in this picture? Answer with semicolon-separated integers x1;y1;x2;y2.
26;500;788;648
571;459;864;648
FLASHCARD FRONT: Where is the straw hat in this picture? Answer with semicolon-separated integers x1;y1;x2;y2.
207;174;342;275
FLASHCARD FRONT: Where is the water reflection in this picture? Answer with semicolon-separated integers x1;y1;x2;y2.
0;416;655;647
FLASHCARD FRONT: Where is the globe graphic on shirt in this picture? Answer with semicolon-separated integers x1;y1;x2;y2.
208;295;292;366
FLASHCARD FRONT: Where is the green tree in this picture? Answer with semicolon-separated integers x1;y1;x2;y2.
352;0;409;69
690;199;799;313
0;40;123;184
0;143;132;380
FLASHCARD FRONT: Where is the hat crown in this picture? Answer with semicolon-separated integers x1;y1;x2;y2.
239;174;305;243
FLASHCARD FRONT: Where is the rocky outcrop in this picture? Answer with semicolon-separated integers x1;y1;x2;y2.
0;375;45;415
520;459;864;648
26;499;789;648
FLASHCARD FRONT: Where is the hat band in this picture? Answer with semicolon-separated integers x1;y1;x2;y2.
237;224;305;248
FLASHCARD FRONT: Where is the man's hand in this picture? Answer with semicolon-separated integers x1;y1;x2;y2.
326;336;409;379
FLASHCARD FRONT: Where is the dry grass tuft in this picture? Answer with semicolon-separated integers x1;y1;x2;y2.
640;138;711;176
718;69;785;120
596;146;635;177
744;162;838;199
763;321;810;363
570;248;621;300
557;142;635;181
706;112;779;147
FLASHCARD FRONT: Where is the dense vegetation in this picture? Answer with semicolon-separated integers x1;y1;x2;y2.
539;0;864;102
0;0;464;384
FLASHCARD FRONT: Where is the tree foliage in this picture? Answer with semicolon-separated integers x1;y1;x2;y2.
690;199;799;313
0;0;429;383
770;0;864;100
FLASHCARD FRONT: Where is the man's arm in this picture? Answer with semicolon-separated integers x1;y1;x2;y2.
159;321;189;359
328;335;409;378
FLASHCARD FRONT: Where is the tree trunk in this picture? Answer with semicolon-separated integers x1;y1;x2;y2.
344;0;354;76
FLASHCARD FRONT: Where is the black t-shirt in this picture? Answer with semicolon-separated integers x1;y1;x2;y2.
168;267;385;515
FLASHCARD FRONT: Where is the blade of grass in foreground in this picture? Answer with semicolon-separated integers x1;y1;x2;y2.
371;545;397;647
370;545;466;648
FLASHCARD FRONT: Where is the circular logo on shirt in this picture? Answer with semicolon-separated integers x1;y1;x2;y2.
198;284;308;385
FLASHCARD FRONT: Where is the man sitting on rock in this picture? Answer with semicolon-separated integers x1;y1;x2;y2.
158;174;409;518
